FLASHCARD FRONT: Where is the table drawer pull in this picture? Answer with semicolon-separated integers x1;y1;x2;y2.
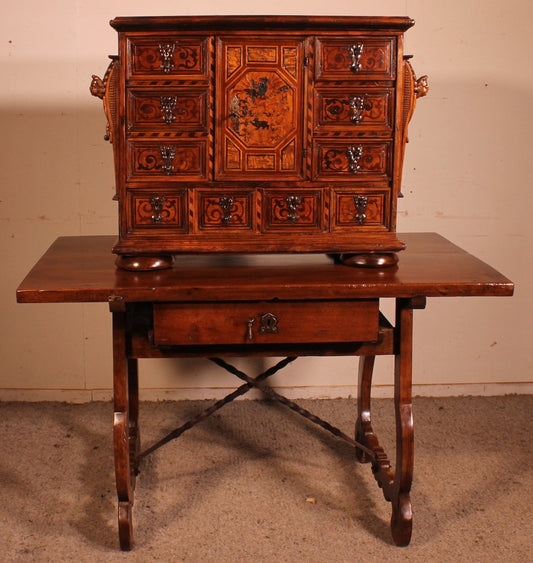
247;317;255;341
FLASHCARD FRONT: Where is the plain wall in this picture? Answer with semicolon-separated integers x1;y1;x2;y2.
1;0;531;401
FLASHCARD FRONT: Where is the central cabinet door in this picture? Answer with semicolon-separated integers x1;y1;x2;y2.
215;37;307;180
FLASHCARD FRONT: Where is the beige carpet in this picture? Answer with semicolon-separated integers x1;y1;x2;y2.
0;396;532;562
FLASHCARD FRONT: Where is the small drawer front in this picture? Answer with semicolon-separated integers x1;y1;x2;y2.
262;190;322;232
197;190;255;231
313;141;391;180
127;89;208;133
129;191;188;231
127;36;210;80
128;140;208;181
332;189;388;231
153;300;379;346
316;37;395;81
314;88;394;134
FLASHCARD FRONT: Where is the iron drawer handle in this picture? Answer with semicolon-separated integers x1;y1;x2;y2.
160;146;176;175
349;95;365;124
346;145;363;173
160;96;178;125
247;318;255;341
349;43;364;72
353;195;368;224
159;43;175;73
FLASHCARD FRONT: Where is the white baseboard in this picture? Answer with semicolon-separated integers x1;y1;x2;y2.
1;382;532;402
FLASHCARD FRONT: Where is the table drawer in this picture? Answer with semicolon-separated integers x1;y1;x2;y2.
153;300;379;346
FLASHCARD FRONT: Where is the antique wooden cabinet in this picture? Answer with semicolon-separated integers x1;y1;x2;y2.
91;16;427;270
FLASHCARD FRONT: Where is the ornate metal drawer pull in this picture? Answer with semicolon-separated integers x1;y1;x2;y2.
160;96;177;125
160;146;176;175
346;145;363;173
349;95;365;124
349;43;364;73
149;196;166;223
247;318;255;341
159;43;175;73
218;196;235;224
353;195;368;224
284;196;303;222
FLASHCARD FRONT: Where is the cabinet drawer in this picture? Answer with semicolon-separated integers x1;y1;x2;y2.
128;191;188;231
196;190;255;231
332;189;389;231
313;141;391;180
262;190;323;232
314;88;393;134
126;35;210;80
153;300;379;345
127;89;208;133
316;37;395;81
127;140;208;181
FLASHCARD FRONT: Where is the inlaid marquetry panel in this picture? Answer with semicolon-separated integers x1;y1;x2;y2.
314;88;393;134
313;141;391;180
127;36;210;80
196;190;254;231
128;140;207;180
316;37;394;81
216;37;306;179
127;89;207;132
262;190;322;232
331;188;389;231
129;190;187;231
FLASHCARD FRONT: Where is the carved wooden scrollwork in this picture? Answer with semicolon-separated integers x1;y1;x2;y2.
90;56;119;143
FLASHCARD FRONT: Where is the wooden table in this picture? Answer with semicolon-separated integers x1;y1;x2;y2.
16;233;513;550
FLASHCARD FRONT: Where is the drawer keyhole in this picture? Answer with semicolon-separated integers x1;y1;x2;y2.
260;313;279;334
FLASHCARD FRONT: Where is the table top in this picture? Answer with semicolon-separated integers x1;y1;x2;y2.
16;233;514;304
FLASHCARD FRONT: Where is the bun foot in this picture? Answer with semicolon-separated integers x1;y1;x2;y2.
115;254;174;271
340;252;399;268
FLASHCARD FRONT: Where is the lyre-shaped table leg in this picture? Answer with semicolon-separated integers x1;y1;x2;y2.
389;298;416;547
355;297;424;547
111;307;136;551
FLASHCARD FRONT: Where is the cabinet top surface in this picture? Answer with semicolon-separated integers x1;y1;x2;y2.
109;15;415;32
16;233;513;304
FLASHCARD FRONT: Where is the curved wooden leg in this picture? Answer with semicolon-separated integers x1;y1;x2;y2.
112;309;135;551
388;297;423;546
355;355;376;463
